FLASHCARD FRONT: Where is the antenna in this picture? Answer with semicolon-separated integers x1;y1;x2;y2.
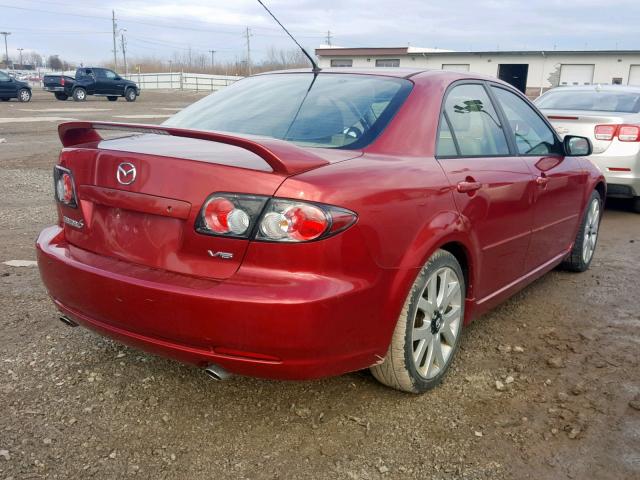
256;0;320;73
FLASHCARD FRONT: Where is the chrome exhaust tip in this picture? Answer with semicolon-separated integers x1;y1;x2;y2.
204;364;231;381
59;315;78;327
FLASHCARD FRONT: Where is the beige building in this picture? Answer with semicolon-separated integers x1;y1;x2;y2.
315;47;640;97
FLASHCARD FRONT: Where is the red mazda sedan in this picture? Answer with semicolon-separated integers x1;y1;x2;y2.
37;69;605;393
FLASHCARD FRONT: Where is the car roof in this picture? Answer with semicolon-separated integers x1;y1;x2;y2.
544;84;640;94
255;67;509;85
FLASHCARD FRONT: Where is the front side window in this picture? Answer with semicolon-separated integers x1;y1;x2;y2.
105;70;118;79
165;73;413;149
376;59;400;68
442;84;509;156
330;59;353;67
0;71;9;82
492;87;560;155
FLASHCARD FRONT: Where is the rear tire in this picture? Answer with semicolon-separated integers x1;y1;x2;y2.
72;88;87;102
632;197;640;214
107;96;118;102
18;88;31;102
561;190;602;272
371;249;465;393
125;88;137;102
54;93;69;101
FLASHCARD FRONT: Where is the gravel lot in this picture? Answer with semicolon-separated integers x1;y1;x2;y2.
1;90;639;480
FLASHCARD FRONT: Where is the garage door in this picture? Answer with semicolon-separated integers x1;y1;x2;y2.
629;65;640;86
559;64;594;86
442;64;470;72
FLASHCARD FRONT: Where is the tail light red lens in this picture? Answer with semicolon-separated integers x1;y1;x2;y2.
594;124;640;142
196;193;357;242
594;125;617;141
618;125;640;142
196;194;268;238
60;77;65;86
53;166;78;208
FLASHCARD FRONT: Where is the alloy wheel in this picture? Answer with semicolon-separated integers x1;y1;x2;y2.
582;199;600;264
411;266;462;379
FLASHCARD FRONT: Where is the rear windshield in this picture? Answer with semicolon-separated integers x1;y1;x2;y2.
164;73;413;149
536;89;640;113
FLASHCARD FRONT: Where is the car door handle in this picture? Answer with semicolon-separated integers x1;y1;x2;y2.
535;175;550;187
456;181;482;193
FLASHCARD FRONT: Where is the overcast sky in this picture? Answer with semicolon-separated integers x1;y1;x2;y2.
1;0;638;66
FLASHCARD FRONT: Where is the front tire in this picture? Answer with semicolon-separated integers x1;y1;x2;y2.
54;92;69;101
371;249;465;393
18;88;31;102
561;190;602;272
125;88;137;102
72;88;87;102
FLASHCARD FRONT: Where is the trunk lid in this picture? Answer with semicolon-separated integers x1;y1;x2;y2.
57;122;361;280
541;109;639;154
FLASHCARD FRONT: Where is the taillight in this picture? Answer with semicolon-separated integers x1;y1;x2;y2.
594;124;640;142
195;193;357;242
594;125;616;141
60;77;65;86
196;194;267;238
618;125;640;142
53;166;78;208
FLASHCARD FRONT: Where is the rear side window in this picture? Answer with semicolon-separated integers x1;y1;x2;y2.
492;87;560;155
442;84;509;156
535;89;640;113
436;115;457;156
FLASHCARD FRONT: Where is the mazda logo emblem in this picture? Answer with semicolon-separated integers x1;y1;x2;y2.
116;162;137;185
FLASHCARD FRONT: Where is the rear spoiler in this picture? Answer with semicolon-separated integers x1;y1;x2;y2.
58;121;329;176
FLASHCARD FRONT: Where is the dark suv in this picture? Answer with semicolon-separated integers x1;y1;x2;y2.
0;70;32;102
43;67;139;102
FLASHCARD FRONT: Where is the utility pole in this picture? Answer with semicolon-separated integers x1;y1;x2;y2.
17;48;23;68
0;32;10;68
111;10;118;70
120;32;127;75
326;30;332;46
209;49;216;68
245;27;252;75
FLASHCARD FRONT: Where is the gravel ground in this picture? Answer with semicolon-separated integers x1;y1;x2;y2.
0;90;639;480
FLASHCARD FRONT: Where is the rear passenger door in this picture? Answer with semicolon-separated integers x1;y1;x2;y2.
489;85;587;270
436;82;536;301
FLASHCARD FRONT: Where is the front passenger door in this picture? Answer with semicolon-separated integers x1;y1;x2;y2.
436;82;536;301
490;85;587;270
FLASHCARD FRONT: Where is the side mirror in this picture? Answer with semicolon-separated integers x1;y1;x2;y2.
564;135;592;156
114;76;121;81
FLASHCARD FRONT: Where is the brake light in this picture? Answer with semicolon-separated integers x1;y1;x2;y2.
196;193;357;242
53;166;77;208
594;125;616;141
60;77;65;86
594;124;640;142
618;125;640;142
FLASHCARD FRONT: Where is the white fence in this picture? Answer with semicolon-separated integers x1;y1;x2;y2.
122;72;243;92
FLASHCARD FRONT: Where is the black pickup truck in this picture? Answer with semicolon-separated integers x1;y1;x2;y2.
43;67;140;102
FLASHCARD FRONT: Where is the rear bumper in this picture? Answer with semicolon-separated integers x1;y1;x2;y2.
590;148;640;197
36;226;404;380
43;86;65;92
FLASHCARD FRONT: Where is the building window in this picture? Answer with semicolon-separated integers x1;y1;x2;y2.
375;59;400;68
612;77;622;85
442;64;470;72
330;59;353;67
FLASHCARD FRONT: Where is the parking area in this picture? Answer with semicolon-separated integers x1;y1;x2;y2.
0;90;639;480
